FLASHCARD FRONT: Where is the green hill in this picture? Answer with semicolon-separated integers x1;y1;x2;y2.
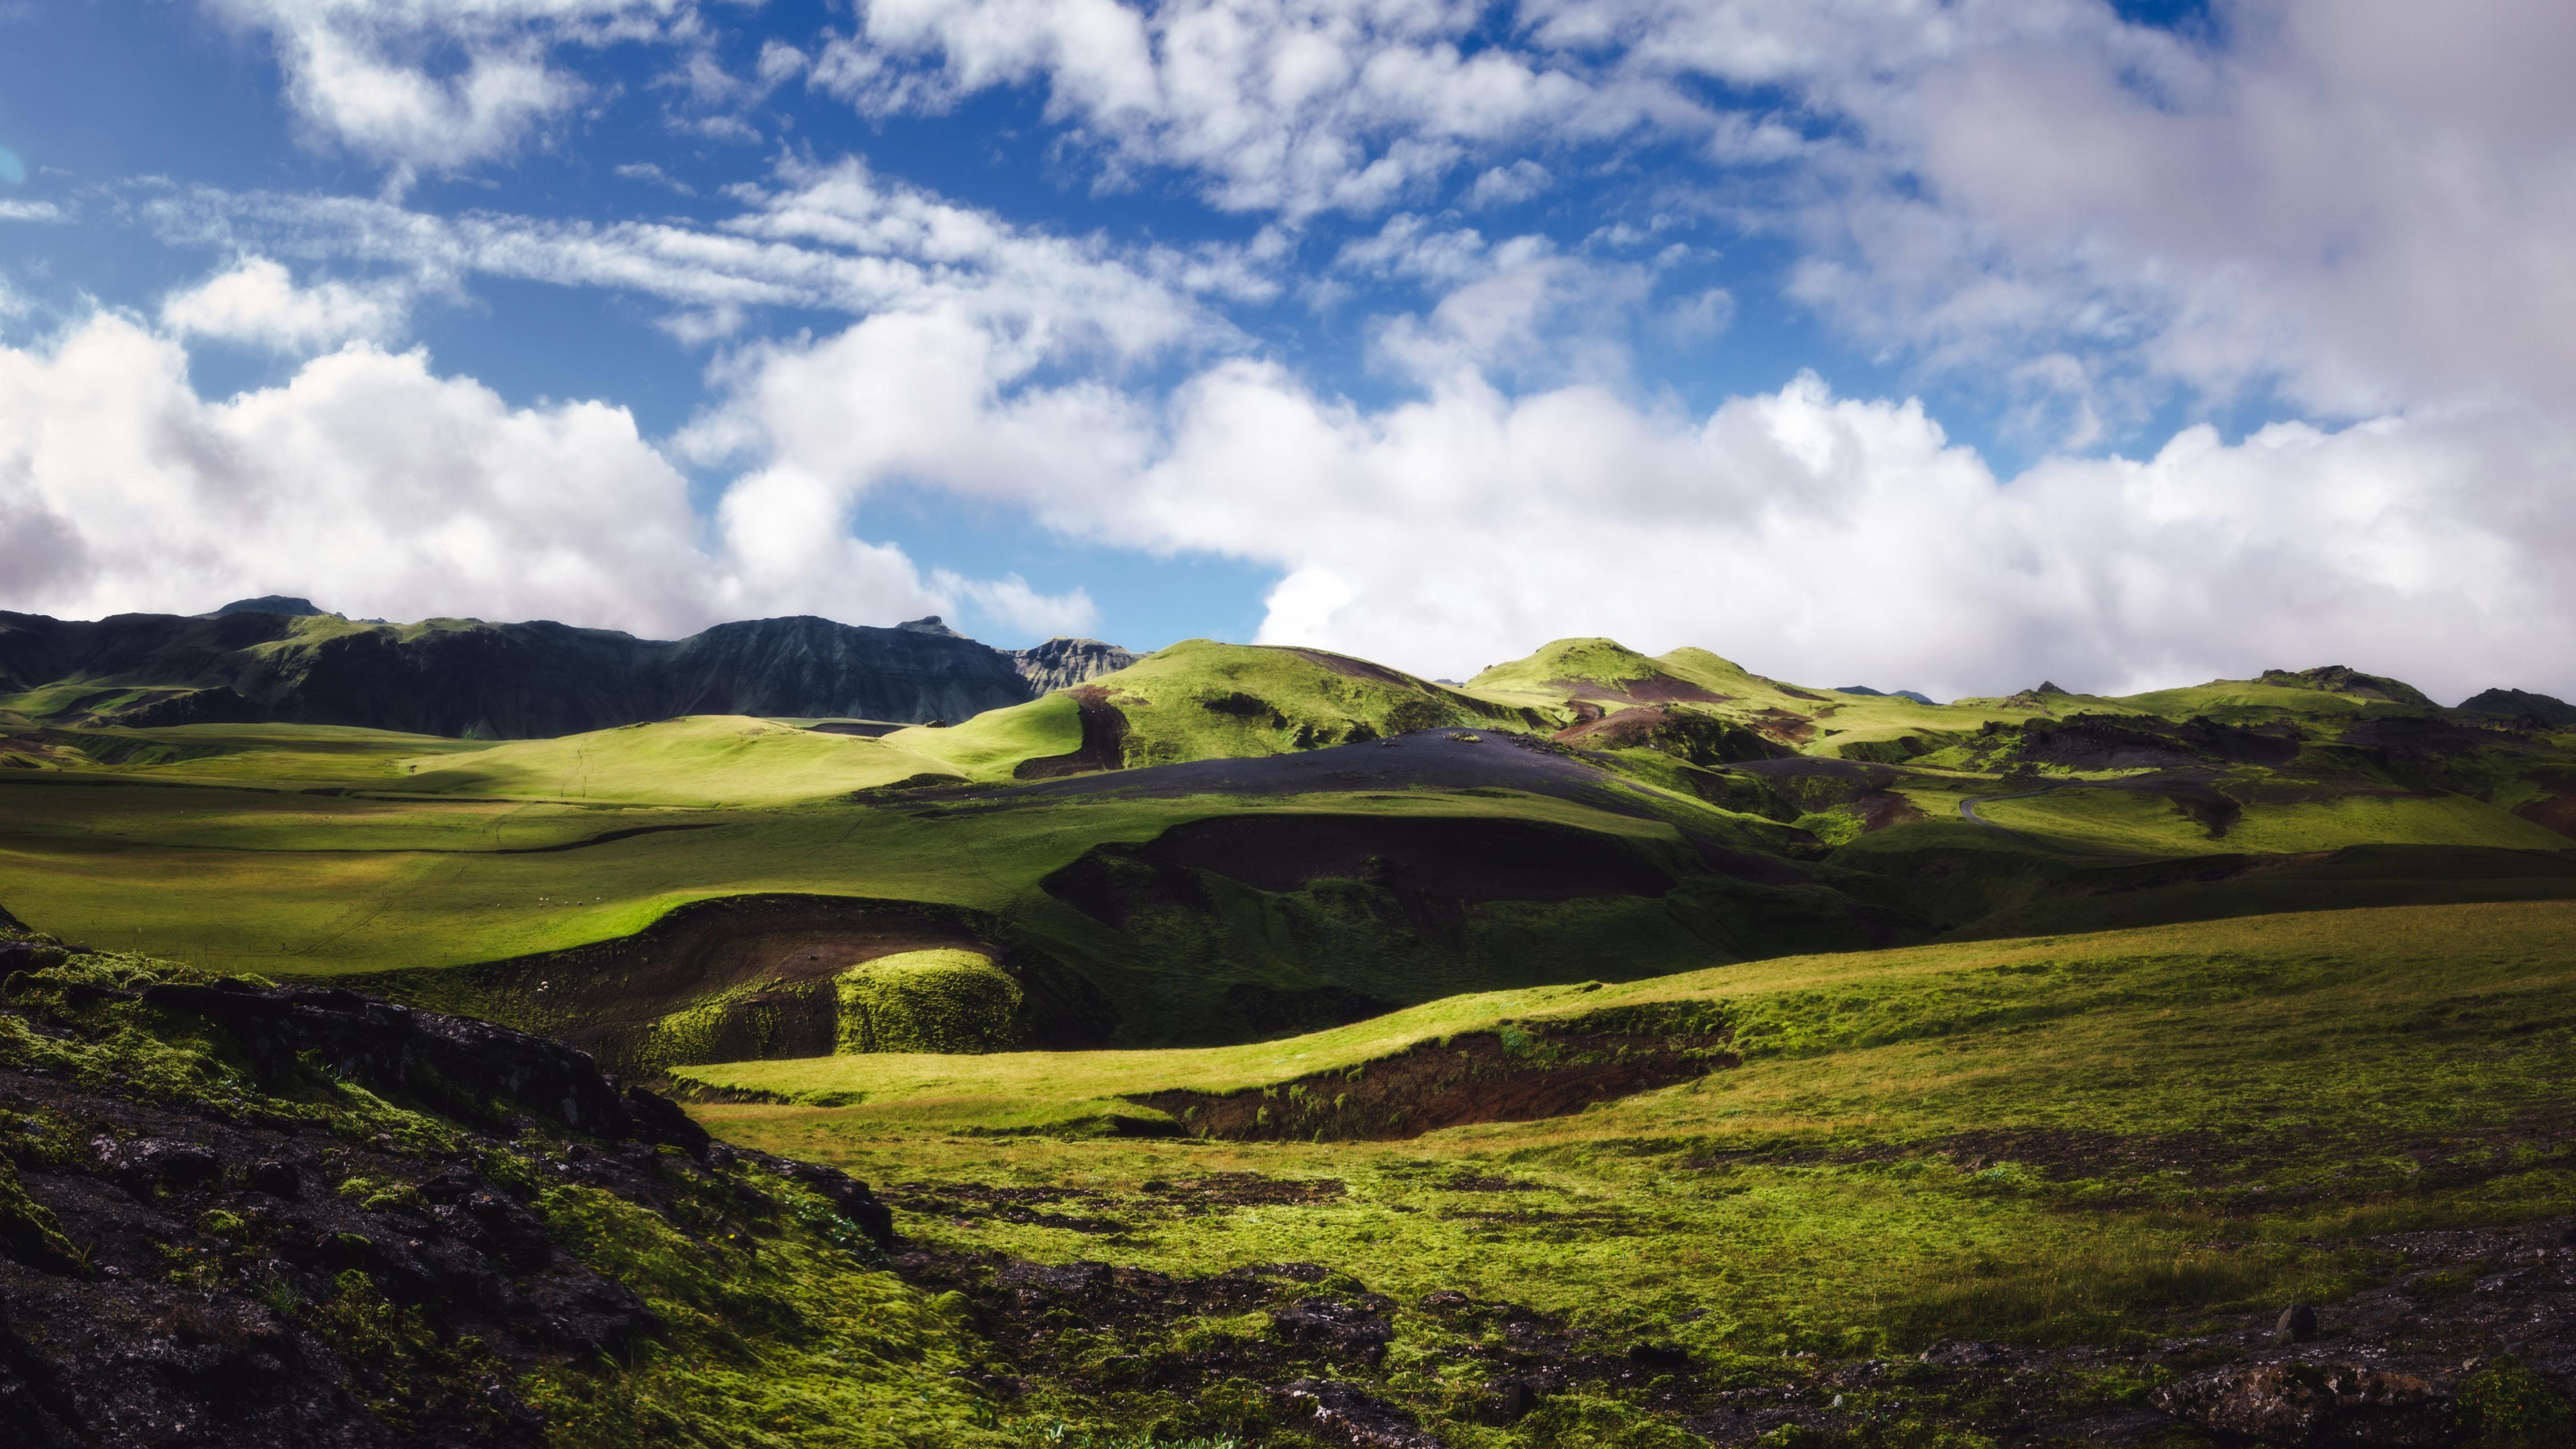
1061;639;1539;767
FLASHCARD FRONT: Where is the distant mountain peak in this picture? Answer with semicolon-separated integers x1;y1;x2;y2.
203;596;332;619
1833;686;1937;705
1014;636;1138;692
896;615;963;637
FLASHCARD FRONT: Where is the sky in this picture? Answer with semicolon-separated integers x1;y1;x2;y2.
1;0;2573;704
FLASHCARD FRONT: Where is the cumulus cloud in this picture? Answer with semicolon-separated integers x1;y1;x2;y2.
0;313;1054;640
160;257;411;352
685;308;2576;701
203;0;700;172
812;0;1707;217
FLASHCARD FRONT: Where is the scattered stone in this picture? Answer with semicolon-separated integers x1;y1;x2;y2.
2151;1361;2446;1446
1919;1340;2010;1368
93;1136;221;1191
1276;1378;1447;1448
244;1160;301;1199
1271;1296;1396;1363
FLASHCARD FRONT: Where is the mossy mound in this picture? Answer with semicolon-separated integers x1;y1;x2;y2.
838;949;1026;1054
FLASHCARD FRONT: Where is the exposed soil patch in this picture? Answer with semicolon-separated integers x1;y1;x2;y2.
1542;672;1731;706
363;894;1117;1077
1283;647;1444;694
1142;1173;1349;1208
2516;788;2576;839
1128;1023;1732;1141
1013;685;1129;779
881;1182;1131;1235
1851;790;1930;833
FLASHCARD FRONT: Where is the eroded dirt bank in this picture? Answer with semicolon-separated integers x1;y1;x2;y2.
1131;1010;1736;1140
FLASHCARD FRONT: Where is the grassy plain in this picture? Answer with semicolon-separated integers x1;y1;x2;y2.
684;901;2576;1443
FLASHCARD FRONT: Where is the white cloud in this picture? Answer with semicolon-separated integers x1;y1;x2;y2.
0;313;1055;640
1464;159;1550;210
203;0;700;172
690;305;2576;701
160;257;411;352
814;0;1709;217
141;156;1250;353
0;200;63;223
932;569;1102;637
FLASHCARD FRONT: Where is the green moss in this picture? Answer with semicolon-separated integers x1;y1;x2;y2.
0;1154;81;1272
526;1179;1010;1448
838;949;1024;1054
2456;1356;2576;1449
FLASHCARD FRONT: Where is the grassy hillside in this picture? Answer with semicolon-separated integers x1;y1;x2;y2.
396;716;949;805
1077;639;1536;767
673;900;2576;1445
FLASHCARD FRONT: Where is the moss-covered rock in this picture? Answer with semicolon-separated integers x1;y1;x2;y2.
837;949;1024;1054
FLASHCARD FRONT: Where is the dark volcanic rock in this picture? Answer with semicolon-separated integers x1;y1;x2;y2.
2151;1361;2446;1445
0;606;1101;737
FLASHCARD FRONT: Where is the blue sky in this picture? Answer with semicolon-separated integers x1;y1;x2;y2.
1;0;2571;702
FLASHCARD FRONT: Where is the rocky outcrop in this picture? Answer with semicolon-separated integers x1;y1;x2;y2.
1012;636;1138;692
2261;665;2436;707
0;605;1123;738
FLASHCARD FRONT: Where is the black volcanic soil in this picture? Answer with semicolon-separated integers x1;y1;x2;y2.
1544;672;1732;706
1013;685;1129;779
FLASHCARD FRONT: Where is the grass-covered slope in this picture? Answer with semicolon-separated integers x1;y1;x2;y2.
678;900;2576;1446
1070;639;1539;767
395;716;952;805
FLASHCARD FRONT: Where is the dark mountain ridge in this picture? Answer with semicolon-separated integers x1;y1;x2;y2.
0;604;1130;740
